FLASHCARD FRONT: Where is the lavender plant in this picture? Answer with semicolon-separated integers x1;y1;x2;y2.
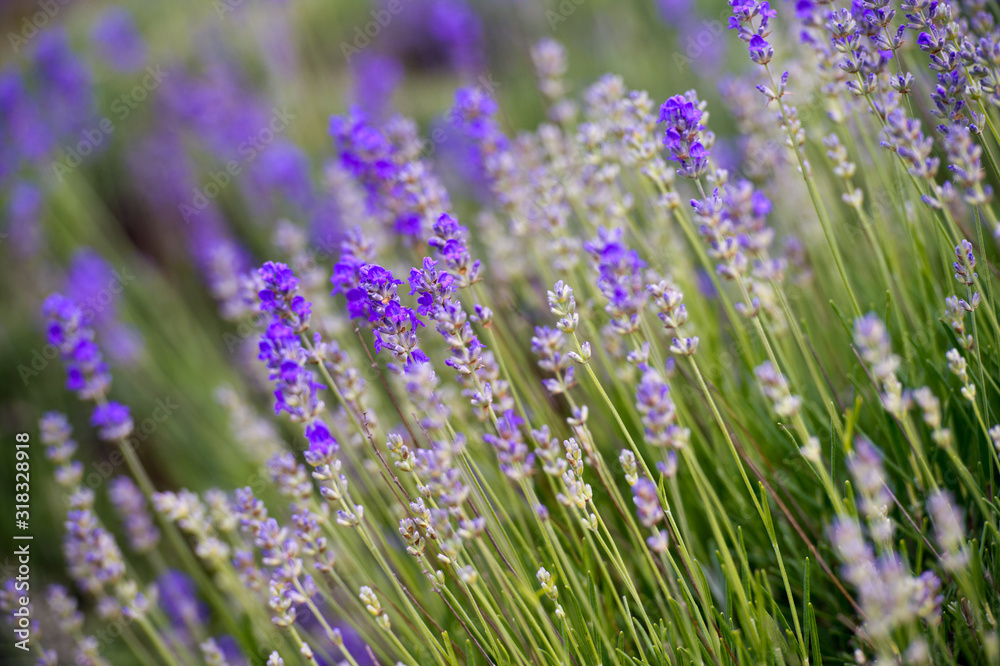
8;0;1000;665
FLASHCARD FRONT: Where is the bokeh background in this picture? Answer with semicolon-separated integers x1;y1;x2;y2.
0;0;749;661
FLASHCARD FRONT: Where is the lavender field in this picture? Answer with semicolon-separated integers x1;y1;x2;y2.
2;0;999;664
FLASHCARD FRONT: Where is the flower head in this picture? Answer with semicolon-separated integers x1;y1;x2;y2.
91;401;133;441
43;293;112;400
483;410;534;480
632;478;664;528
953;239;977;286
259;261;312;331
658;91;711;178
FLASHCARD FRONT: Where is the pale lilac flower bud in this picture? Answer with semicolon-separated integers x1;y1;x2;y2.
108;476;160;553
953;240;977;286
754;361;802;418
927;491;969;571
853;314;899;382
632;478;664;528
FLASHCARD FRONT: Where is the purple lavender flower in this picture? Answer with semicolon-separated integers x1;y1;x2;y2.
658;91;711;178
428;213;482;289
4;181;42;255
847;437;894;543
927;490;969;570
853;313;899;382
943;124;992;205
41;412;76;463
259;261;312;331
255;262;346;485
352;263;428;365
257;320;324;422
157;570;208;629
635;367;689;449
409;257;457;316
350;52;403;123
880;109;940;182
953;239;977;285
303;420;340;467
64;508;126;594
66;249;143;364
728;0;777;63
90;7;147;72
452;87;501;141
329;110;399;199
0;68;52;169
329;109;447;241
159;65;273;166
632;478;664;528
31;29;94;141
409;257;492;409
655;0;723;74
748;34;774;64
847;438;890;507
483;410;534;480
331;227;377;318
43;293;112;400
584;227;648;335
250;141;316;214
91;401;134;441
451;86;513;194
233;487;270;538
829;517;876;587
428;0;485;73
108;477;160;553
531;326;576;396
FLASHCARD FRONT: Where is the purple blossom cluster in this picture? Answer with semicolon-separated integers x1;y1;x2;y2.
330;108;452;241
257;263;328;428
353;264;428;366
729;0;777;65
41;290;135;447
43;293;112;401
108;477;160;553
428;213;482;289
65;249;144;365
584;227;648;336
635;366;688;451
255;261;353;513
90;6;148;73
483;410;534;480
657;91;711;179
830;516;942;643
451;86;518;206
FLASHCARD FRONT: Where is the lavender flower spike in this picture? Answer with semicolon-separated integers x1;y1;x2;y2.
353;263;428;366
728;0;777;64
108;476;160;553
91;402;134;441
658;91;712;179
43;293;111;400
953;240;977;286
